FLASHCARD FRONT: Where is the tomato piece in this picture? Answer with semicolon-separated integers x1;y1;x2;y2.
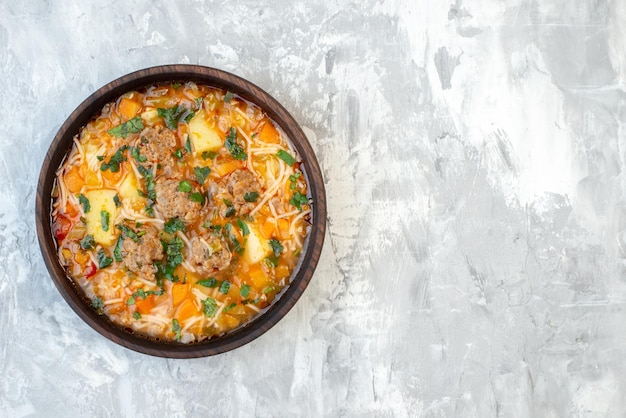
84;262;98;278
53;215;72;242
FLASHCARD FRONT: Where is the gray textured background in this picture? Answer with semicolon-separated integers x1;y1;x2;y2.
2;0;626;416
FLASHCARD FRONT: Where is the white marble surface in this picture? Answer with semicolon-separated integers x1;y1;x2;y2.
2;0;626;416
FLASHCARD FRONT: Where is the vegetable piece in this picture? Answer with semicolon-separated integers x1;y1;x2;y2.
240;283;250;298
84;189;118;246
259;120;281;144
188;110;223;153
113;236;124;262
118;98;141;119
214;160;244;177
100;210;110;232
289;191;309;211
276;150;296;166
219;280;231;295
171;282;189;307
100;146;128;172
194;166;211;184
175;299;200;324
80;234;95;250
164;218;186;234
158;105;187;130
202;298;218;317
268;238;284;257
65;166;83;193
243;192;259;203
178;180;192;193
172;319;182;341
97;249;113;269
77;194;91;213
248;264;268;288
223;91;233;103
244;223;272;264
225;127;247;160
108;118;143;139
196;278;218;288
237;219;250;236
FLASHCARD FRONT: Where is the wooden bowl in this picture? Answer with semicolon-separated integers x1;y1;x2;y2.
35;65;326;358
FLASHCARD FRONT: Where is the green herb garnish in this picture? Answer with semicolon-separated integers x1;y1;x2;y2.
172;319;182;341
224;302;236;312
224;91;233;103
113;236;124;262
113;194;122;207
202;297;218;317
77;194;91;213
243;191;259;202
240;283;250;298
100;210;110;232
194;166;211;184
178;180;192;193
131;146;147;163
219;280;231;295
158;105;185;130
100;145;129;172
97;249;113;269
276;149;296;166
80;234;95;250
237;219;250;236
185;136;192;154
189;192;204;204
116;223;139;242
107;117;144;138
92;297;104;312
289;191;309;211
133;312;141;320
225;127;247;160
202;150;218;160
164;218;186;234
173;148;184;160
269;238;284;257
196;278;219;288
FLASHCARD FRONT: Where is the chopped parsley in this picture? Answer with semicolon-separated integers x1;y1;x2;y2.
241;298;260;305
243;191;259;202
107;117;144;138
113;236;124;262
172;319;182;341
202;150;218;160
219;280;231;295
237;219;250;236
269;238;284;257
100;210;110;232
240;283;250;298
178;180;192;193
92;297;104;312
224;91;233;103
196;278;219;288
77;194;91;213
116;223;140;242
224;302;237;312
289;172;301;191
202;297;218;317
138;165;156;216
97;249;113;269
80;234;95;250
158;105;186;130
133;312;141;320
113;193;122;207
164;217;186;234
276;149;296;166
194;166;211;184
155;236;184;283
225;127;247;160
195;97;203;109
100;145;128;172
126;296;136;306
225;207;236;218
185;136;192;154
131;146;147;163
189;192;204;204
173;148;184;160
263;285;277;294
289;191;309;211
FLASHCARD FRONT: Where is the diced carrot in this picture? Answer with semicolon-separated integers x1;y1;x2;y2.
214;160;244;177
74;250;89;266
261;218;276;239
101;164;124;186
275;265;290;280
259;120;281;144
64;202;79;218
248;264;268;288
118;97;141;120
171;282;189;307
176;299;200;324
135;295;156;314
65;166;84;193
277;218;290;239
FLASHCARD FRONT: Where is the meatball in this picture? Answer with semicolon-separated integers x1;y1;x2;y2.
213;169;262;217
189;235;232;274
138;126;177;167
121;225;163;279
155;178;202;221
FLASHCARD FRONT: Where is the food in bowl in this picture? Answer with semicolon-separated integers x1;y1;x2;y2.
50;82;312;343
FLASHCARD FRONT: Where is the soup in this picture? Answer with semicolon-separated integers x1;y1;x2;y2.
51;82;311;343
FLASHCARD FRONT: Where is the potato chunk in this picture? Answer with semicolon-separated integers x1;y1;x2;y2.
84;189;118;246
118;172;145;210
188;110;223;154
243;222;271;264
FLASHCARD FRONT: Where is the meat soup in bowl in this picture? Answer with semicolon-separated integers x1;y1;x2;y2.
37;66;326;357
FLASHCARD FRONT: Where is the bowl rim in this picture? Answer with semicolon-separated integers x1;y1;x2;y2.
35;64;326;358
